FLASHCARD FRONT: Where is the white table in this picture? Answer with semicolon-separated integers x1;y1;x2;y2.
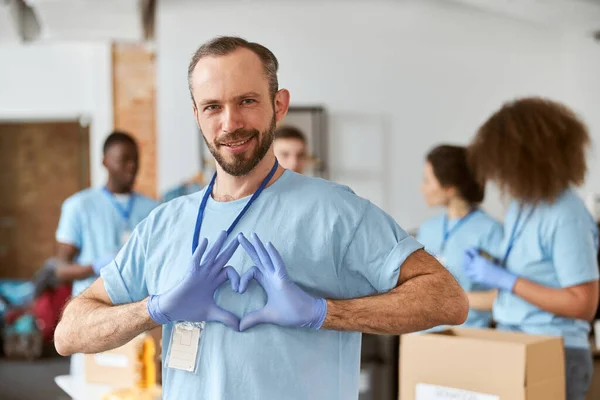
54;375;116;400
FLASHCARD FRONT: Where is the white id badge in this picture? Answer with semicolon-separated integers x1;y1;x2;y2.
165;322;204;373
120;230;132;246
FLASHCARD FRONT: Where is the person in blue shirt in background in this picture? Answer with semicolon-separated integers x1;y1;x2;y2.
54;131;158;379
54;36;469;400
464;97;600;400
418;145;503;330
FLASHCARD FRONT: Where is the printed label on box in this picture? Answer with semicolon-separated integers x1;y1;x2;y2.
416;383;499;400
93;353;129;368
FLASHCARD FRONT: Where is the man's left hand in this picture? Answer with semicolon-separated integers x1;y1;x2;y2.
237;233;327;332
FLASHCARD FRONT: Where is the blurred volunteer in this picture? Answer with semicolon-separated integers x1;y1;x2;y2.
418;145;503;329
54;36;468;399
464;98;599;400
54;131;158;377
273;125;308;174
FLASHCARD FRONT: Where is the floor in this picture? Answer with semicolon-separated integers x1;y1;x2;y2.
0;356;70;400
0;353;598;400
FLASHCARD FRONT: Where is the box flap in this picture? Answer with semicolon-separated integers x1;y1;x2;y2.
525;337;565;385
441;327;559;345
401;332;527;393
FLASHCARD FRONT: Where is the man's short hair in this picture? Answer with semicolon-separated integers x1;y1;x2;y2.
274;125;307;144
103;131;137;154
188;36;279;105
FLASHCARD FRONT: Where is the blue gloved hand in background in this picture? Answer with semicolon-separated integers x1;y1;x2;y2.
462;248;518;292
92;252;118;275
147;230;241;330
237;233;327;332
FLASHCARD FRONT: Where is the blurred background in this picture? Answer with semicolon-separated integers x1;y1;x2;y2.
0;0;600;399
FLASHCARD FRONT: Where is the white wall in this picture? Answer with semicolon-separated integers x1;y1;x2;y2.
0;42;113;187
157;0;574;229
562;34;600;207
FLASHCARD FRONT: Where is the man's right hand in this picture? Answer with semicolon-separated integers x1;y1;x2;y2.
146;230;241;330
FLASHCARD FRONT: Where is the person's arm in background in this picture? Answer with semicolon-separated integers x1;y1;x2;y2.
512;280;598;320
513;219;599;321
54;196;95;281
322;249;468;334
465;219;599;321
55;242;94;281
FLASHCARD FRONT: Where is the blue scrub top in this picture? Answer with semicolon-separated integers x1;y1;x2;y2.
417;209;503;328
494;189;599;349
55;187;158;296
101;171;423;400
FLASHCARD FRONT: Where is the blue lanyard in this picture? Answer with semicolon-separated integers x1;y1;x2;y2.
192;160;279;254
502;205;535;266
441;209;478;252
102;187;136;227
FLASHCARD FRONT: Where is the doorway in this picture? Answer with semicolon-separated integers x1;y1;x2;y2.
0;120;90;279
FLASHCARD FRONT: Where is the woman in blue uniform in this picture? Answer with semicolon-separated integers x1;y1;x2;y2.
418;145;503;329
464;97;599;400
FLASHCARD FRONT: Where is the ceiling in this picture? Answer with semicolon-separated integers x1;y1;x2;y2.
0;0;153;43
0;0;598;43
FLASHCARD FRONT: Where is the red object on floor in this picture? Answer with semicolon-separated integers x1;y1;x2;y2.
31;284;72;342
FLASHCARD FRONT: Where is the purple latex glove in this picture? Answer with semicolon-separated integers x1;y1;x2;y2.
147;231;241;330
237;233;327;332
463;248;518;292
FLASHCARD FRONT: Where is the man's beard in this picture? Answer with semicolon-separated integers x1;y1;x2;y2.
204;115;276;177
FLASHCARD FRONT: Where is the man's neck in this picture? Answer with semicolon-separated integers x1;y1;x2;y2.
446;198;473;219
105;181;132;195
212;152;283;202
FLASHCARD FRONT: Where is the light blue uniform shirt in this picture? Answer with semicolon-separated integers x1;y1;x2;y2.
494;189;599;349
101;171;423;400
417;210;503;328
56;187;158;296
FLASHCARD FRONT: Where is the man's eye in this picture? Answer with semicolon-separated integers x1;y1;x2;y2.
241;99;256;105
204;105;220;111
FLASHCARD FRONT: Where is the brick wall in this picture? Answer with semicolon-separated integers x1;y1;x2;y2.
112;43;157;199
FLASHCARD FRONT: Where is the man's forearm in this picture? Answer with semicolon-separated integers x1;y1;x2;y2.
321;264;468;334
55;295;158;356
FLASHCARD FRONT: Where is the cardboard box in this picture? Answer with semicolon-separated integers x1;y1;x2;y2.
400;328;565;400
85;326;162;387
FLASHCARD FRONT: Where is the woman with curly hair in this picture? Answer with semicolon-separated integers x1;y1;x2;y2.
417;145;502;329
464;97;599;400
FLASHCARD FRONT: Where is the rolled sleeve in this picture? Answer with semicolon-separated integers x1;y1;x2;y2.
101;261;135;304
341;201;424;295
553;219;599;287
101;223;150;304
377;234;424;291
